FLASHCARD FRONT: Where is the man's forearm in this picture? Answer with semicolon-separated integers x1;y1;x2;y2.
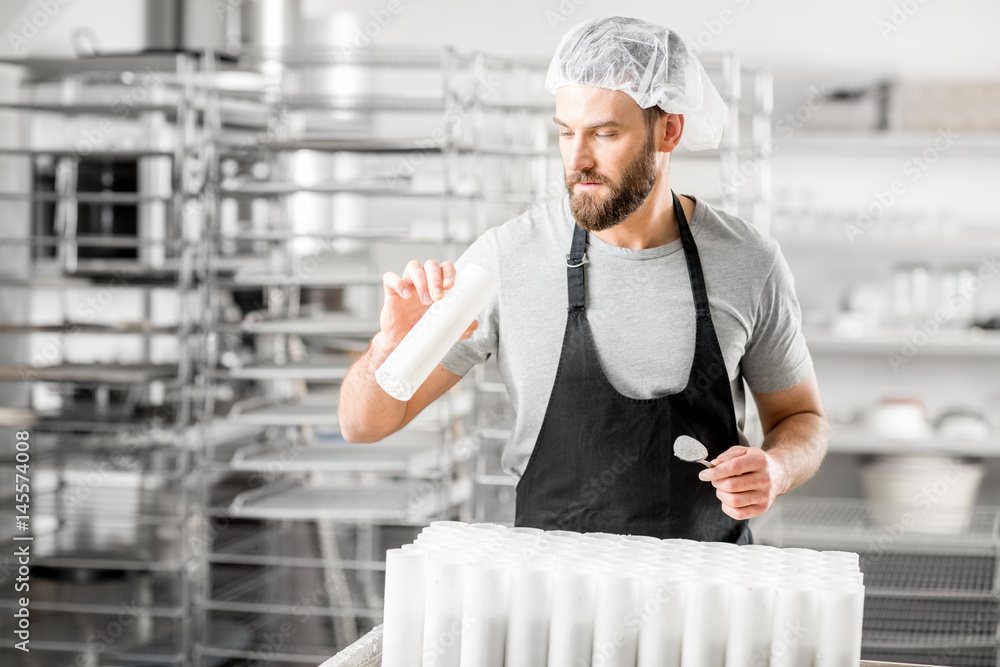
338;333;405;443
761;411;829;495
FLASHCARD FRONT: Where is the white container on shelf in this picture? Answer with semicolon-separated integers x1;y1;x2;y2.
860;455;984;534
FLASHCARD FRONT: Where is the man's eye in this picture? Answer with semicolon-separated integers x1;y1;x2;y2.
597;133;615;139
559;132;573;138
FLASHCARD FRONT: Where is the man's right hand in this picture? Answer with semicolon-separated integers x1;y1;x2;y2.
376;259;479;357
340;259;476;442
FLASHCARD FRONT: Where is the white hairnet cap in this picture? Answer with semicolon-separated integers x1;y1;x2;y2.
546;16;728;151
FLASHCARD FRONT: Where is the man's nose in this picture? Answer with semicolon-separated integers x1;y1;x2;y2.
565;137;595;173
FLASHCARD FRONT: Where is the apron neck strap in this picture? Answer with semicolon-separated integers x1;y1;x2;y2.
567;218;588;310
672;192;711;316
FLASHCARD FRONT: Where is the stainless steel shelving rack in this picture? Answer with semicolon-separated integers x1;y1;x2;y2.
0;53;211;666
193;46;491;665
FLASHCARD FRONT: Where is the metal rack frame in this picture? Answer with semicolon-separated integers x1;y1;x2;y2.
192;44;489;664
0;52;212;666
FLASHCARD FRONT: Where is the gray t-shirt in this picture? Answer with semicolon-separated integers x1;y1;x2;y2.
441;194;812;481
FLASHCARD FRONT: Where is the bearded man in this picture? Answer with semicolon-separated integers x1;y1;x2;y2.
339;16;828;543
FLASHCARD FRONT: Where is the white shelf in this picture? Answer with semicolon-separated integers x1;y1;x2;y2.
777;233;1000;256
228;357;352;381
782;130;1000;156
805;328;1000;357
829;425;1000;457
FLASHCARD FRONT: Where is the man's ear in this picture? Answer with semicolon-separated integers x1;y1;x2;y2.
659;113;685;152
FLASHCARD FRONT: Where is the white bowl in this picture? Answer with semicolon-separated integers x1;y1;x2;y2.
863;402;932;440
860;456;983;534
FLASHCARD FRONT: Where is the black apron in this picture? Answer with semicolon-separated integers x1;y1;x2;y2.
515;192;751;544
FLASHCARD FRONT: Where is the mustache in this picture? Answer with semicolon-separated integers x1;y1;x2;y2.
567;171;611;186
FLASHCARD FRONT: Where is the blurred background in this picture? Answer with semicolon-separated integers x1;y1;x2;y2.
1;1;999;665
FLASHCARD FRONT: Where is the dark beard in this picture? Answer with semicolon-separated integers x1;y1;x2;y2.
565;135;659;232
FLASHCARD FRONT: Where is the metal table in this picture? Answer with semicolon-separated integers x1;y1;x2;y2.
317;625;939;667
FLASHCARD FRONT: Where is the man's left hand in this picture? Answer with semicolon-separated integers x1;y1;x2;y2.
697;446;788;520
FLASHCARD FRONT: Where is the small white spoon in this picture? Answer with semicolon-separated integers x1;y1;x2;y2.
673;435;716;468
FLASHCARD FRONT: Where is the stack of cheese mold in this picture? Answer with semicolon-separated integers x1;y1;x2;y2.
382;522;864;667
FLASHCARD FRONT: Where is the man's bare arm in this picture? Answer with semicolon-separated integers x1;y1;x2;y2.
337;259;476;443
339;334;465;442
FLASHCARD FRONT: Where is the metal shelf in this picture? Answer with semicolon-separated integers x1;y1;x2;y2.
0;101;177;114
861;551;996;596
0;434;185;476
7;410;181;432
220;272;383;288
217;91;449;112
751;497;1000;551
201;611;373;664
0;322;180;336
214;315;379;337
219;181;475;198
0;190;174;203
0;52;219;74
0;235;190;249
234;46;452;68
229;437;472;476
0;147;176;158
0;362;179;384
227;394;343;427
205;564;383;617
0;571;185;616
209;521;418;569
0;274;185;289
863;596;1000;646
213;229;412;242
222;478;470;523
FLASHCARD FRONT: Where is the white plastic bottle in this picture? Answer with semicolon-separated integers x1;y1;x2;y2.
376;263;497;401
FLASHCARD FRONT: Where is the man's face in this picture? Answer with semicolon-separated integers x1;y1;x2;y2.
554;87;660;232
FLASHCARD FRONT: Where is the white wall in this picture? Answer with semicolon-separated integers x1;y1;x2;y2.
308;0;1000;80
0;0;145;57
